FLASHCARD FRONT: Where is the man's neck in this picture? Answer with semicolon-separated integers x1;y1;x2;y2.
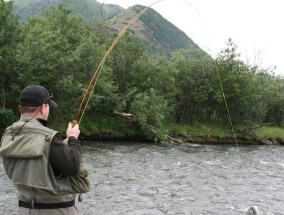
37;118;48;127
20;115;48;126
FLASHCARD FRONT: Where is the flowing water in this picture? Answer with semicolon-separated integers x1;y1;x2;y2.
1;142;284;215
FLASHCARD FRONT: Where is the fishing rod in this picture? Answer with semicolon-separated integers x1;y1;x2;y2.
72;0;163;126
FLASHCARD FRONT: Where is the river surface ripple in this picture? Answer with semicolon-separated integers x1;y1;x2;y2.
1;142;284;215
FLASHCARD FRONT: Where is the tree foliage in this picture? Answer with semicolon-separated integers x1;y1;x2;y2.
15;2;107;122
0;0;20;109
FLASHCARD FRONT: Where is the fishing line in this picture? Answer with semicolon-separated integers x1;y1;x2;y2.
215;63;238;146
182;0;210;38
181;0;238;146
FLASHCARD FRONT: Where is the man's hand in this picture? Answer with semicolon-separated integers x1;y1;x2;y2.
66;122;80;139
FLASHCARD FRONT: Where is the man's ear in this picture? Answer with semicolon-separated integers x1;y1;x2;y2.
39;104;45;114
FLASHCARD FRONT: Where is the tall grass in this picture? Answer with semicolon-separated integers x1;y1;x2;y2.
168;124;284;140
256;127;284;139
167;124;229;138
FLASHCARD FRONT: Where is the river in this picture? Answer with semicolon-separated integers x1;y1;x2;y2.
0;142;283;215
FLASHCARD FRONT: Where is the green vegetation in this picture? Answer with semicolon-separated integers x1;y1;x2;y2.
0;109;15;130
1;1;283;144
168;124;227;138
256;127;284;139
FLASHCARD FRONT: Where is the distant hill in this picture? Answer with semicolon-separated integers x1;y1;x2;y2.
12;0;203;54
13;0;62;22
13;0;124;24
108;5;199;54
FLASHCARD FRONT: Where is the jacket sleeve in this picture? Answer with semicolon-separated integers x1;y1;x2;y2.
49;132;82;176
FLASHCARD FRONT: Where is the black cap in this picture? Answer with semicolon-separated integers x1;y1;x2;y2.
19;85;58;108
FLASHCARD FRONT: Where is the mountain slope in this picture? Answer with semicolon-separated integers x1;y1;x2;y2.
108;5;199;54
13;0;124;24
12;0;202;54
13;0;62;22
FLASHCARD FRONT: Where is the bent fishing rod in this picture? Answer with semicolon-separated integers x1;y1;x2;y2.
72;0;163;126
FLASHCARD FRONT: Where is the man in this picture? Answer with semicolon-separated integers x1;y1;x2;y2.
0;85;82;215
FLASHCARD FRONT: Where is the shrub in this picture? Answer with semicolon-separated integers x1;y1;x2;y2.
0;109;15;134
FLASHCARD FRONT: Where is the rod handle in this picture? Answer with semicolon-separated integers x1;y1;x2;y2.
72;120;77;128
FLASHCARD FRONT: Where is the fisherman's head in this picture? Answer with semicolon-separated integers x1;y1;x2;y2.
19;85;57;119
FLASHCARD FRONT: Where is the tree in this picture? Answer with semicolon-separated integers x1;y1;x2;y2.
109;34;147;95
170;45;214;124
214;39;279;127
15;3;106;123
128;55;176;127
0;0;20;109
263;76;284;126
131;88;170;139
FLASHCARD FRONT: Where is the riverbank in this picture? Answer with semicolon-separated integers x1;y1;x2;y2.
168;133;284;145
79;124;284;145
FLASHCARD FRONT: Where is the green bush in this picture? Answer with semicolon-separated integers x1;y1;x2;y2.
0;109;15;134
